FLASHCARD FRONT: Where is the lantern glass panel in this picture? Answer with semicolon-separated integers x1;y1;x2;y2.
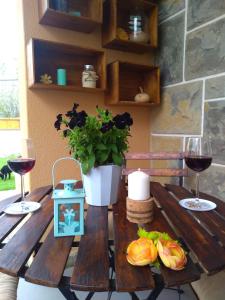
58;203;81;235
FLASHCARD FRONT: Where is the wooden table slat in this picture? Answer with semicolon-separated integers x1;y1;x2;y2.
0;185;52;243
0;193;22;214
112;183;155;292
166;184;225;246
70;205;109;292
145;207;201;287
0;195;53;276
25;227;74;287
151;182;225;274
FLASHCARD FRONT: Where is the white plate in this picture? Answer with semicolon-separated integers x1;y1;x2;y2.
179;198;217;211
4;202;41;215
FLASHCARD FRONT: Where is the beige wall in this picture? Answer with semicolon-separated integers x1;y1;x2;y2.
19;0;154;190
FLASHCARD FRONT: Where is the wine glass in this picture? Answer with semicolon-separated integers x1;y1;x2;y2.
179;137;216;211
6;139;40;214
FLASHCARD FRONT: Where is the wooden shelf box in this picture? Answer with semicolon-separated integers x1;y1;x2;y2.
38;0;103;33
27;38;106;92
102;0;158;53
106;61;160;106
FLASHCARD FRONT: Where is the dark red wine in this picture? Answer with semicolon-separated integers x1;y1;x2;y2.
185;156;212;172
8;158;35;175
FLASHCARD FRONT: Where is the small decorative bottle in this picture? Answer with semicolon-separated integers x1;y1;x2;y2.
52;0;68;13
82;65;99;88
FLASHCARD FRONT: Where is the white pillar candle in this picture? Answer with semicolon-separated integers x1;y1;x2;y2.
128;169;150;201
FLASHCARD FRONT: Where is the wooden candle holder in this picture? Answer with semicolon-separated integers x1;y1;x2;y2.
126;197;154;224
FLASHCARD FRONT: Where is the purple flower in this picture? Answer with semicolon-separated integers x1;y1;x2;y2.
68;110;87;129
54;119;61;131
123;112;133;126
76;111;87;127
65;103;79;118
63;129;69;137
54;114;63;130
66;110;76;118
72;103;79;111
56;114;62;121
68;117;77;130
101;121;114;133
113;112;133;129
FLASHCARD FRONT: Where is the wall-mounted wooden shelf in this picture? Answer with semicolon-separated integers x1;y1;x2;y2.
38;0;103;33
105;61;160;106
30;83;105;93
102;0;158;54
27;38;106;92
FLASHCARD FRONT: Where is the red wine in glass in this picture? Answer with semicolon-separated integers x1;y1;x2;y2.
8;158;35;175
6;139;39;214
185;156;212;173
180;137;216;211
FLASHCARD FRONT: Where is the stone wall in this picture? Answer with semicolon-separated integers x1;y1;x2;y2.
151;0;225;200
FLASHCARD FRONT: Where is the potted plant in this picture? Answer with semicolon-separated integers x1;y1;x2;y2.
54;103;133;206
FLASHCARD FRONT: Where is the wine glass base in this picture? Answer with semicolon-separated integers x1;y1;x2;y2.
179;198;217;211
4;202;41;215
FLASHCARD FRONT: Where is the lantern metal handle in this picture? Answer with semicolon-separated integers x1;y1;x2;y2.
52;157;82;190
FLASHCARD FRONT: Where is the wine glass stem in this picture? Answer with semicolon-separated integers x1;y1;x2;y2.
196;173;200;202
20;174;25;208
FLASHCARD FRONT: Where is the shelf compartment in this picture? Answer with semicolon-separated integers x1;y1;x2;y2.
27;38;106;92
38;0;103;33
105;61;160;106
102;0;158;53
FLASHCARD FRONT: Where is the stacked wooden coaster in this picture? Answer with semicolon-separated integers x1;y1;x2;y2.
126;169;153;224
126;197;154;224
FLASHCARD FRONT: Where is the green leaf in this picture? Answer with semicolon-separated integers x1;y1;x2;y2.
137;227;172;242
112;153;123;165
81;161;89;175
138;228;159;241
160;232;172;241
87;144;93;154
88;153;95;170
137;227;149;238
97;151;109;163
96;143;107;150
110;144;118;153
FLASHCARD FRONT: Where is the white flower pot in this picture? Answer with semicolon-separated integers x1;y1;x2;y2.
82;165;122;206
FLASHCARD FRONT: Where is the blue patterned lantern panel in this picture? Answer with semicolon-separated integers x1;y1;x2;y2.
58;203;81;235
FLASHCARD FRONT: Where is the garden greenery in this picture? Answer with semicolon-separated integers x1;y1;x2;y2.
54;103;133;174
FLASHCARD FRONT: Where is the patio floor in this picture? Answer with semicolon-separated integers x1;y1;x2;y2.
18;279;197;300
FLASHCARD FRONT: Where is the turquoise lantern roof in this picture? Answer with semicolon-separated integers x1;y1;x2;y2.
53;179;85;199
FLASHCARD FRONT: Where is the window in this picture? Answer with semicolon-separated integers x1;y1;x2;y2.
0;1;19;118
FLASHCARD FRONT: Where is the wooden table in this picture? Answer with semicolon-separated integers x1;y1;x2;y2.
0;181;224;300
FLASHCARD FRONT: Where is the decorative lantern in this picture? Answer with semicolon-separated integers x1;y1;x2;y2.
52;157;85;237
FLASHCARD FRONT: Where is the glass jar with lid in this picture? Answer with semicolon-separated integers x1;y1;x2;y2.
82;65;99;88
128;6;148;43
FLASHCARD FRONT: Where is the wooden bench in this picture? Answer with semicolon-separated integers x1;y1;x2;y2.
123;151;188;186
